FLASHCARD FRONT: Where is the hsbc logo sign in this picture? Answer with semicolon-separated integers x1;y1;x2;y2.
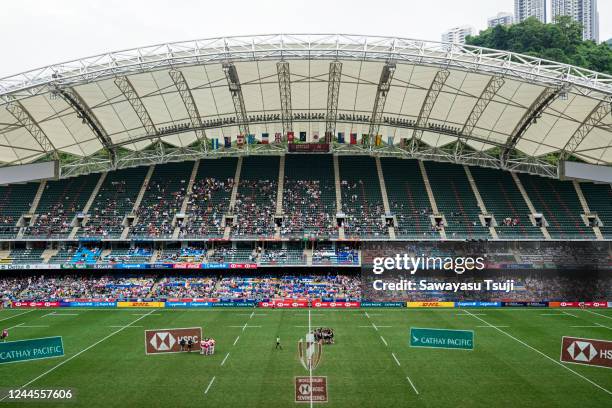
145;327;202;355
560;336;612;368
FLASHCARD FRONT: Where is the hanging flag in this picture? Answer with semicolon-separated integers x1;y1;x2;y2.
338;132;345;144
262;133;269;144
299;131;306;142
387;136;394;146
375;134;382;146
247;134;255;145
212;138;219;150
274;132;282;143
237;134;245;146
287;131;295;142
361;134;370;145
350;133;357;145
224;136;232;148
312;131;319;142
324;131;332;143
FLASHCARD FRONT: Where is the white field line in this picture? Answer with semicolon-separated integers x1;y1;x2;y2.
204;376;216;394
463;310;612;396
456;313;487;316
391;352;401;367
14;325;49;328
228;325;261;329
221;352;230;366
570;325;610;329
0;310;34;322
539;313;568;316
7;322;24;330
43;313;79;316
308;308;313;408
357;325;391;328
562;312;578;318
233;336;240;346
380;336;388;346
406;376;419;395
476;325;509;328
0;309;156;401
108;325;144;328
131;313;161;316
585;310;612;321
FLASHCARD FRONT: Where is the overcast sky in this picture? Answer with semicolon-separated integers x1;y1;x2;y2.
1;0;610;77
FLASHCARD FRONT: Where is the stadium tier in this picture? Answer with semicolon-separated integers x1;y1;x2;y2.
0;156;609;248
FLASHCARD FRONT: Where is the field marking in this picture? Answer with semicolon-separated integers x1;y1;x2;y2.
233;336;240;346
228;324;261;330
131;313;161;316
585;310;612;321
13;325;49;328
406;376;419;395
562;311;578;318
221;352;230;366
0;309;156;401
570;324;610;329
7;322;24;330
391;352;401;367
539;313;569;316
456;313;487;316
476;325;509;328
463;310;612;396
108;325;144;328
204;376;216;394
238;313;266;316
358;325;392;328
0;310;33;322
42;312;79;317
380;336;388;346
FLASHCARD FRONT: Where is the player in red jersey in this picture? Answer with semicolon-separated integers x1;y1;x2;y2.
1;328;8;342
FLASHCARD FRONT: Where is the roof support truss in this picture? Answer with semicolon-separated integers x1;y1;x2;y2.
325;61;343;140
4;96;58;159
500;86;564;167
561;99;612;159
168;69;207;149
455;75;505;157
368;62;396;141
276;61;293;137
223;62;250;136
52;87;116;164
410;69;450;151
114;76;157;137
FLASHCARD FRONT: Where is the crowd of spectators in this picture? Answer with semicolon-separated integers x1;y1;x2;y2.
180;177;233;238
281;180;337;238
341;180;388;237
131;178;187;238
80;180;133;238
232;179;277;238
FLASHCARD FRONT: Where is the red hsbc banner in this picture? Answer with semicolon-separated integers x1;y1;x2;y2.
550;302;608;308
145;327;202;355
12;301;60;308
288;143;330;153
313;301;360;308
560;336;612;368
258;300;308;308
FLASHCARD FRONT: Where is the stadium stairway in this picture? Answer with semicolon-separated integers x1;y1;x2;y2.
572;180;603;240
225;157;243;239
375;157;396;239
463;166;498;239
333;155;345;240
121;165;155;239
17;180;46;239
69;171;108;239
580;182;612;238
418;161;446;239
518;173;593;240
173;160;200;239
510;173;551;239
275;155;285;239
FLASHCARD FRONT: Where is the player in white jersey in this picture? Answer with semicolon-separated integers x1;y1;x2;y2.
209;338;215;355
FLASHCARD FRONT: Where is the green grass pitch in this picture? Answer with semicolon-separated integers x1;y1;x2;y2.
0;307;611;407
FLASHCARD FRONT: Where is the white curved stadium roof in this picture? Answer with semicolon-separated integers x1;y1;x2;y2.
0;34;611;178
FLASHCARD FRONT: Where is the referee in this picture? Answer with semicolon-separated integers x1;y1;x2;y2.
275;336;282;350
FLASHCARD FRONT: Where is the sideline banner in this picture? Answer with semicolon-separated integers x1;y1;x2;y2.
312;301;360;308
407;302;455;308
117;301;165;308
502;301;548;307
0;336;64;364
360;302;405;308
258;300;308;308
12;301;60;308
549;301;608;308
456;301;501;308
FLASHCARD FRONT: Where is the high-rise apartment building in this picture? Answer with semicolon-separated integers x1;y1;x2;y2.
514;0;547;23
488;12;515;28
551;0;599;42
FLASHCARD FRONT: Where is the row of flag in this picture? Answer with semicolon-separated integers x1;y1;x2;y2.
210;132;393;149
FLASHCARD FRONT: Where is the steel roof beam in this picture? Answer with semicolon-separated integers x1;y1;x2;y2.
114;75;157;137
561;99;612;160
368;62;395;141
168;69;207;148
4;96;58;159
455;75;505;157
410;69;450;151
276;61;293;137
325;61;342;140
222;62;250;135
500;86;564;167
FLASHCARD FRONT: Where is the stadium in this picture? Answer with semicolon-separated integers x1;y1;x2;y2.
0;33;611;407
